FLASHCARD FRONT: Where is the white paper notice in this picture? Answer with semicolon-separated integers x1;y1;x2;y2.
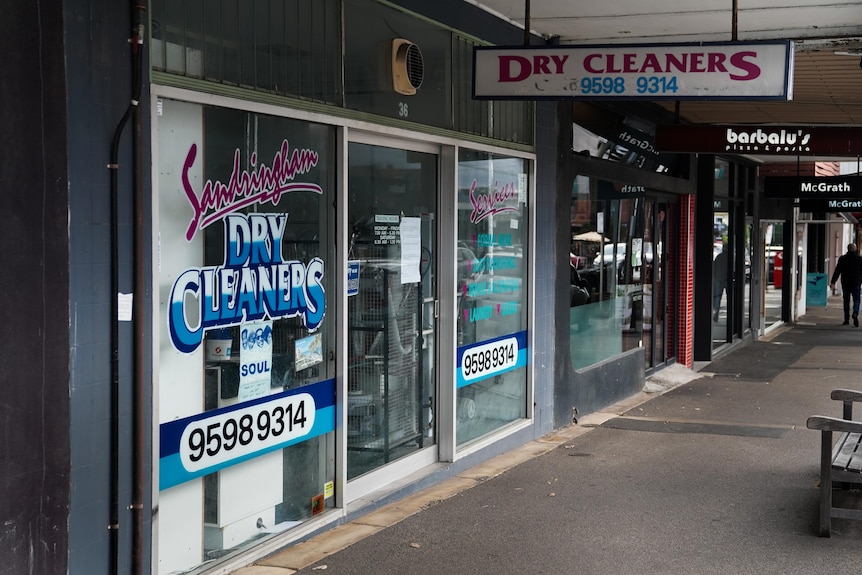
518;173;527;205
400;217;421;284
118;293;133;321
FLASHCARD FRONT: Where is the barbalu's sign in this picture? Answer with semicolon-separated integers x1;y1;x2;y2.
473;41;793;100
656;125;862;156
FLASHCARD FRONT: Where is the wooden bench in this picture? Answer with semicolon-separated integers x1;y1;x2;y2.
807;389;862;537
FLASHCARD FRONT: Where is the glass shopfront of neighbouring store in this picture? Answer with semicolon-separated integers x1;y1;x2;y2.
569;179;678;371
712;158;758;350
152;92;534;574
568;105;686;374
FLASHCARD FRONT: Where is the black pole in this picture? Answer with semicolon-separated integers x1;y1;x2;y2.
731;0;738;41
130;5;147;575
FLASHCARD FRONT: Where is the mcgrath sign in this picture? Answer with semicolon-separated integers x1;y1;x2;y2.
473;41;793;100
763;176;862;212
764;176;862;199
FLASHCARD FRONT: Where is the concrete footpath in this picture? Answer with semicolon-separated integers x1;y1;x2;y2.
238;296;862;575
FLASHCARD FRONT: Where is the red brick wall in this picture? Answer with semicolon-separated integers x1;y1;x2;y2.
759;161;840;177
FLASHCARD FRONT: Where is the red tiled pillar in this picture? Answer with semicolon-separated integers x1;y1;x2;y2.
676;194;695;368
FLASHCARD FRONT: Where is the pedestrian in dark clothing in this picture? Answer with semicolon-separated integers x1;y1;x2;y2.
830;243;862;326
712;246;728;322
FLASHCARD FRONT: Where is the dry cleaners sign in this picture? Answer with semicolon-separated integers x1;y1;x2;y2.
473;41;793;100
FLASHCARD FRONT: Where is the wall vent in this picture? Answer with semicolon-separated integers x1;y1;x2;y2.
392;39;424;95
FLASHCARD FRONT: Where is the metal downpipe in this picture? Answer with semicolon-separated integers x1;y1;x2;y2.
107;3;144;572
130;4;148;574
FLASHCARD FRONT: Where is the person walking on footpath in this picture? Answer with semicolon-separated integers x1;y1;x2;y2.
712;244;728;322
830;243;862;326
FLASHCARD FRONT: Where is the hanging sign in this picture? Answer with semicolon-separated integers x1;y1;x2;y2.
473;41;793;100
657;125;862;156
798;198;862;212
764;176;862;198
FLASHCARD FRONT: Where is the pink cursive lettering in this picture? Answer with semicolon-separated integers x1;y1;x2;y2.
469;179;519;224
182;139;323;241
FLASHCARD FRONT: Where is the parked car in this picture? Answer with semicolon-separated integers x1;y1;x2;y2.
593;243;627;267
592;242;653;268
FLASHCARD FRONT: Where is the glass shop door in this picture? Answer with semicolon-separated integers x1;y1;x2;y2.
346;139;438;481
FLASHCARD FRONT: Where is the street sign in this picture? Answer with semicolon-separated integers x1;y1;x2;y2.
764;176;862;198
473;41;793;100
657;126;862;156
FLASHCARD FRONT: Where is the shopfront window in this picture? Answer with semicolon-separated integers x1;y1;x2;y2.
456;149;529;447
712;207;730;338
151;0;341;103
764;221;785;326
713;160;731;345
744;220;753;333
569;178;652;368
156;99;336;573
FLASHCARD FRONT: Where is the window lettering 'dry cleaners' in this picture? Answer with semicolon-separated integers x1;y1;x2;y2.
169;213;326;353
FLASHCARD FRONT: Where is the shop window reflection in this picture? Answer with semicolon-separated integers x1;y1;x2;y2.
569;178;650;369
567;115;684;369
456;150;529;447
